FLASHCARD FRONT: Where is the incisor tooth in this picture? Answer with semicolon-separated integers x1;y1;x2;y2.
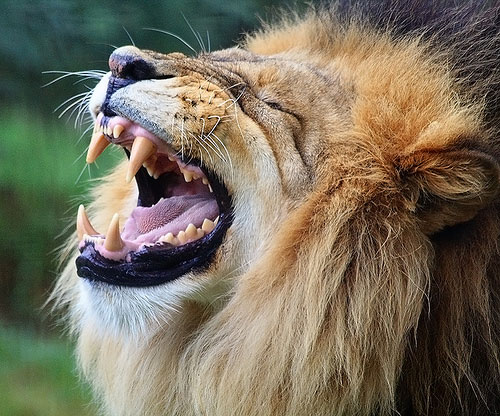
77;204;99;240
201;218;215;233
185;223;197;238
126;136;157;183
177;230;187;244
86;132;109;163
113;124;125;139
104;213;124;251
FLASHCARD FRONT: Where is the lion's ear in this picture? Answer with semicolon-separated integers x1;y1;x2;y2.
397;144;500;234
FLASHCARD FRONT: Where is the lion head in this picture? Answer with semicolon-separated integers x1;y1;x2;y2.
55;1;500;415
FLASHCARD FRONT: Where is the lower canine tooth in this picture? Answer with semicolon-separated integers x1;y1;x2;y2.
104;213;124;251
77;204;99;240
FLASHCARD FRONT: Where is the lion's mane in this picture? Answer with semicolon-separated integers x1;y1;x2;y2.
55;1;500;415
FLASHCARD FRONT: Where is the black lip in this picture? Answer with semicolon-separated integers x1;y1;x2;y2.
76;164;233;287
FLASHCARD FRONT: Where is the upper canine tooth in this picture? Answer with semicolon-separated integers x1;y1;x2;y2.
113;125;125;139
86;132;110;164
126;136;157;183
208;184;213;193
104;213;124;251
77;204;99;240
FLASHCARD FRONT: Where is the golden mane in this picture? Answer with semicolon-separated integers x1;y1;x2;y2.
55;2;500;415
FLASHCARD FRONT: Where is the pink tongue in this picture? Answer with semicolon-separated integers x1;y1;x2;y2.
121;195;218;244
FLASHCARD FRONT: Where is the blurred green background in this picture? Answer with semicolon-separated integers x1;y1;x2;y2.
0;0;297;413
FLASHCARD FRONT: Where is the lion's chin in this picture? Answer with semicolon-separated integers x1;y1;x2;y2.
77;276;204;338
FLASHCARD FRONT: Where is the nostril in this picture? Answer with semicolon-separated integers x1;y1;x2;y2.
109;48;156;80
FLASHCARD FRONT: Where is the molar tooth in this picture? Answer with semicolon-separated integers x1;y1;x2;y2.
202;178;209;185
86;132;110;164
177;230;187;244
183;171;193;182
185;223;197;238
201;218;215;233
196;228;205;239
161;232;177;245
77;204;99;240
113;124;125;139
104;213;124;251
126;136;157;183
214;216;219;226
167;155;176;162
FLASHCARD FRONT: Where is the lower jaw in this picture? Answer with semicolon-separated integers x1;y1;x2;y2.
76;209;231;287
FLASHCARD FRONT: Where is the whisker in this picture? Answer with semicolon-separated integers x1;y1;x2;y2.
75;162;89;185
181;13;205;53
76;122;94;145
42;70;105;88
188;132;214;164
206;30;211;53
210;132;233;172
143;28;197;54
54;91;90;113
122;26;136;47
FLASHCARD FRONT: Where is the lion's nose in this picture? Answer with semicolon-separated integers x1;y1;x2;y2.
109;46;156;80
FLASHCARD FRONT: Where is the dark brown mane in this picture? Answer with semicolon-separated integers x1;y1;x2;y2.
331;0;500;127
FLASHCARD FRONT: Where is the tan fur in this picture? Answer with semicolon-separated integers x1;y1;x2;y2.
54;7;500;416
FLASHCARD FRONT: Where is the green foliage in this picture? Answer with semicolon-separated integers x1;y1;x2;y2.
0;325;94;415
0;109;121;324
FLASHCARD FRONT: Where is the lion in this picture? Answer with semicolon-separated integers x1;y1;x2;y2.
53;1;500;415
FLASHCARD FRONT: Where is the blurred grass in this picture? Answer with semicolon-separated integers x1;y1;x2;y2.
0;108;122;325
0;325;94;416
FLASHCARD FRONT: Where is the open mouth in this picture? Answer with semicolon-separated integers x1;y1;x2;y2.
76;113;232;287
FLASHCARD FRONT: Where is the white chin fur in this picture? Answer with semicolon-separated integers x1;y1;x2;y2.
76;277;200;340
